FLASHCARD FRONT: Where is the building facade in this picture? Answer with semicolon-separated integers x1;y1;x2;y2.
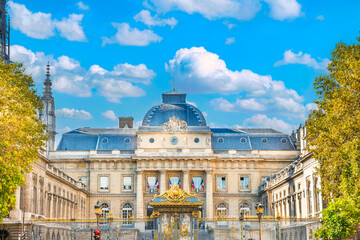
50;90;300;229
1;69;323;240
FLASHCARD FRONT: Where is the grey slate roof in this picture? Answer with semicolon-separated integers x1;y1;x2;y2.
142;91;207;127
57;128;137;151
56;127;295;151
211;128;295;151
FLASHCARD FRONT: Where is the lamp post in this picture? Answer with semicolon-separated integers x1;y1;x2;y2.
239;211;245;240
255;202;264;240
94;201;102;239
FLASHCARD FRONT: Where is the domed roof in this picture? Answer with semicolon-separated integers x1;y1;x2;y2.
142;91;207;126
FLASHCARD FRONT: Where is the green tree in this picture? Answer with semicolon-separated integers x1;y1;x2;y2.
0;61;46;221
307;36;360;239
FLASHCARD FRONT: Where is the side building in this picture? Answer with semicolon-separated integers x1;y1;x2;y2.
1;66;89;240
260;125;323;240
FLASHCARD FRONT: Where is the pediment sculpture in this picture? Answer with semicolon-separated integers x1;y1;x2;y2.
153;184;197;203
163;116;187;132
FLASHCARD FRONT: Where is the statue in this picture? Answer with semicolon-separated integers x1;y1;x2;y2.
163;116;187;132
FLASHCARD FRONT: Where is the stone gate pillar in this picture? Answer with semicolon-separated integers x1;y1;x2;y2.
206;171;213;218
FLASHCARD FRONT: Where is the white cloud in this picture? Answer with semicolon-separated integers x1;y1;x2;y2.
275;97;304;113
225;37;235;45
11;45;155;101
56;108;93;120
8;1;86;41
57;56;80;70
110;63;156;84
210;98;235;112
236;98;266;111
54;14;87;42
316;15;325;21
166;47;311;119
145;0;262;21
93;79;146;103
8;1;54;39
223;21;236;30
89;65;108;75
274;50;329;70
102;23;162;46
264;0;302;20
202;112;208;118
211;97;266;112
134;10;178;29
243;114;295;134
166;47;303;100
53;75;92;97
102;110;117;121
305;103;318;112
58;126;71;133
77;1;90;11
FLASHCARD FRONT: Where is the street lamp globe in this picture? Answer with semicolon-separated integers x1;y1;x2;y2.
256;202;264;215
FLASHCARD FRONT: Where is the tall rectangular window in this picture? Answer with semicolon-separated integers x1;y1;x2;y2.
123;176;132;190
147;176;158;192
170;176;180;188
240;176;249;190
192;177;203;190
217;176;226;190
100;176;109;190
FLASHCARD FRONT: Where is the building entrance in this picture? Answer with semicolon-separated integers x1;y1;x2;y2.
149;184;202;240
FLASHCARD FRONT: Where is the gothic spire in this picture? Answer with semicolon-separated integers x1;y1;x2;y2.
42;62;53;100
39;62;56;153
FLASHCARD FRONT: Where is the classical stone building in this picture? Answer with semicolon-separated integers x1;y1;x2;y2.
1;67;323;240
260;125;323;240
50;89;300;231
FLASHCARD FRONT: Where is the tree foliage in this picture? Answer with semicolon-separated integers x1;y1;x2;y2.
0;61;46;221
307;36;360;239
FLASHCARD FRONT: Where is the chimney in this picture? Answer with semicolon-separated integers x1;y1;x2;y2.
119;117;133;128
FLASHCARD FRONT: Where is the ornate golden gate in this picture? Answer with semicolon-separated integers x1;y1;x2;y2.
149;185;202;240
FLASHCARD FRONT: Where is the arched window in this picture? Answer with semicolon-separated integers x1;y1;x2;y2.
101;203;109;219
239;202;250;216
216;203;227;217
122;203;133;225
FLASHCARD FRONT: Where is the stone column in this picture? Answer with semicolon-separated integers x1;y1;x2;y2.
286;197;291;217
160;171;166;193
183;171;189;192
136;171;145;231
206;171;213;218
47;193;52;218
10;188;21;219
136;171;144;218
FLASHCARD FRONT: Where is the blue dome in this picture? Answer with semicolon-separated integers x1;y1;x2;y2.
142;91;207;126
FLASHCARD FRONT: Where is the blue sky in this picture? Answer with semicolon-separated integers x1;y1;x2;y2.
8;0;360;146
